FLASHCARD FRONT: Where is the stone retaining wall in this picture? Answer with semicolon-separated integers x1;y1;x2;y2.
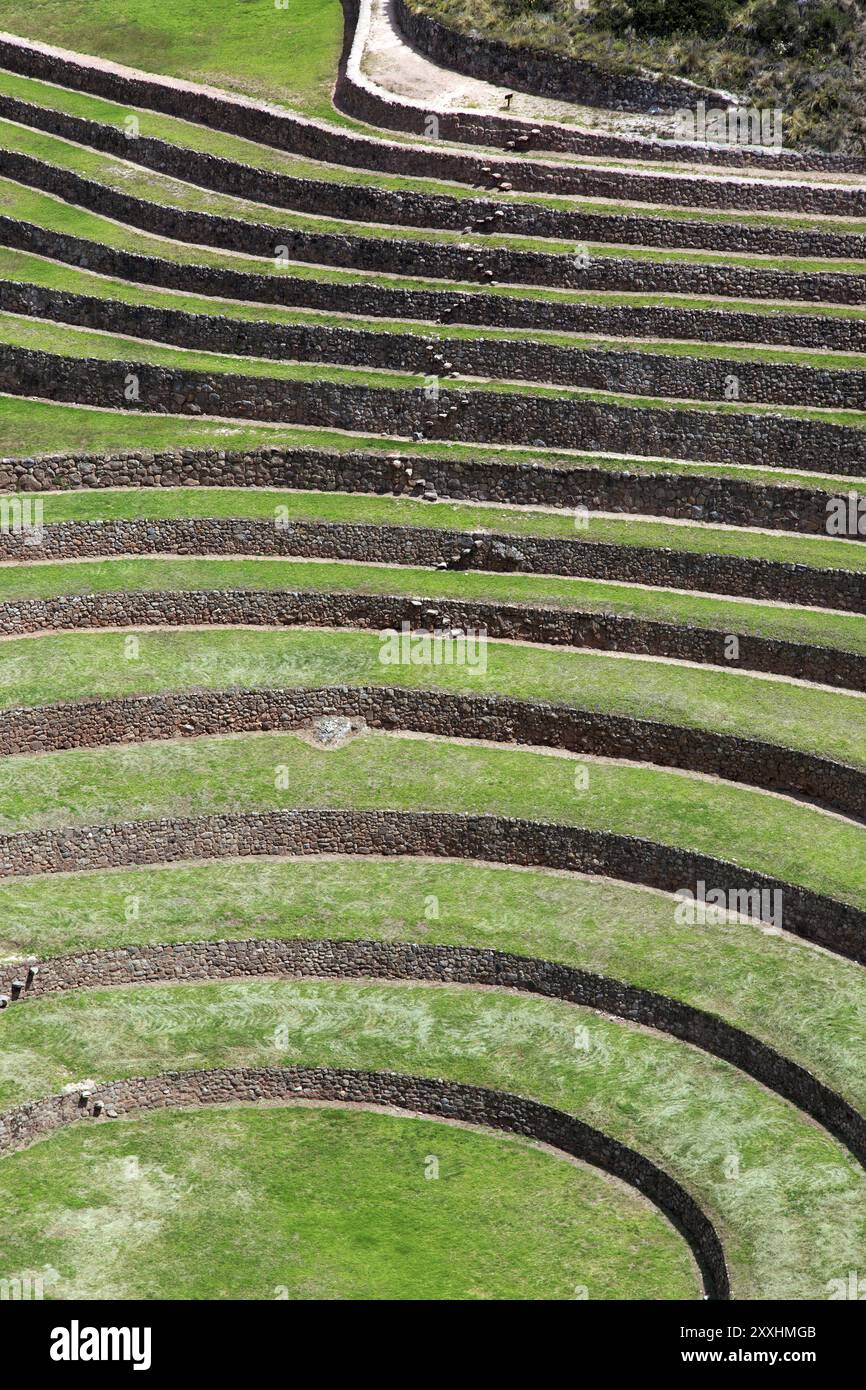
0;808;863;963
0;1063;727;1298
3;345;863;474
336;0;866;174
1;517;861;613
0;9;853;216
4;216;863;353
0;587;861;692
3;938;862;1183
0;686;861;820
0;34;701;196
5;152;864;305
0;444;856;538
395;0;724;114
6;278;863;411
5;87;865;228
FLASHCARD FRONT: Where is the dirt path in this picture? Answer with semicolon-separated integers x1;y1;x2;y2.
356;0;686;140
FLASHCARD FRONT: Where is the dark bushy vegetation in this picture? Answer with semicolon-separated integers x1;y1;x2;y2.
608;0;741;38
413;0;866;152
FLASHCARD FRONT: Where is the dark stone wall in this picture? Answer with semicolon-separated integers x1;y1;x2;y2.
336;0;866;174
1;516;861;613
0;443;857;539
0;0;855;199
394;0;725;114
4;217;864;354
3;345;864;474
5;152;865;305
0;587;861;692
0;808;863;963
5;85;866;227
0;1063;728;1299
6;279;864;411
3;937;863;1186
0;35;671;194
0;685;861;820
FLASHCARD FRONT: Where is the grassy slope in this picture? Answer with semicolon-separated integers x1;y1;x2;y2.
6;310;866;427
6;247;866;373
6;118;866;274
0;627;864;768
22;484;866;571
3;857;866;1117
0;1104;698;1300
0;555;863;654
0;731;865;909
2;396;864;493
3;975;863;1301
0;0;346;121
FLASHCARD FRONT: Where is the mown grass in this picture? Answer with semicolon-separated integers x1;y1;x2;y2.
0;60;856;191
0;624;863;770
5;118;866;275
21;484;866;572
0;0;859;1311
0;70;583;210
0;555;863;654
6;312;866;428
3;65;865;237
0;1104;698;1300
1;975;863;1300
6;247;866;373
0;0;347;122
1;731;866;910
5;176;866;323
4;856;866;1118
3;393;866;493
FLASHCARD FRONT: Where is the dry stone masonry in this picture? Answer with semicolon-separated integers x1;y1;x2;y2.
336;0;866;173
2;345;864;474
6;85;866;222
6;151;865;303
0;515;860;611
0;1064;729;1298
4;279;864;411
0;808;864;964
0;444;859;536
0;586;862;691
0;685;861;820
3;217;863;353
0;4;863;1306
2;940;864;1184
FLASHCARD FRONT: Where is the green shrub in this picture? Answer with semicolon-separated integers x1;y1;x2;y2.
747;0;857;54
606;0;740;37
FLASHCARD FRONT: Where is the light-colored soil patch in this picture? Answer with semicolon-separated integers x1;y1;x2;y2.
357;0;676;138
